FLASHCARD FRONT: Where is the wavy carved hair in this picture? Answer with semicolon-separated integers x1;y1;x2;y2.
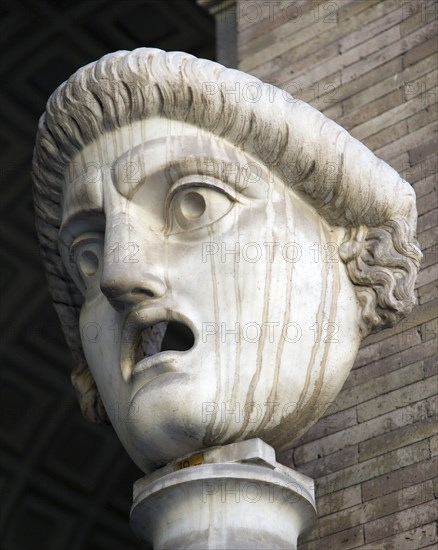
32;48;422;423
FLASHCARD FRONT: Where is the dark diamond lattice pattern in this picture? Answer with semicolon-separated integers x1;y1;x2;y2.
0;1;214;548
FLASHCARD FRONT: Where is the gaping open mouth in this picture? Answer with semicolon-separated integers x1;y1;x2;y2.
121;317;196;381
132;321;195;365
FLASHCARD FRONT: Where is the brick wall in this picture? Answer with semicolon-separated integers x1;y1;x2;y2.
236;1;437;547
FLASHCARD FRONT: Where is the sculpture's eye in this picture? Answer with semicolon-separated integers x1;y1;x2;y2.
168;180;236;233
78;248;100;277
69;232;104;287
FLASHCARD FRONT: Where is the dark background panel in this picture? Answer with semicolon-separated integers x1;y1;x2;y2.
0;1;214;548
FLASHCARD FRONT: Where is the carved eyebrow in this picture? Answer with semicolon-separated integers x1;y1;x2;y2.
112;150;269;200
109;133;273;198
162;157;255;191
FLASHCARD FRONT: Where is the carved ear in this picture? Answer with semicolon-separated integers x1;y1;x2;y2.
339;217;422;337
71;363;110;424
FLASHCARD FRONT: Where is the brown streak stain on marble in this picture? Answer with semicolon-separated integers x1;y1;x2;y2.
264;218;328;448
277;225;341;450
204;225;221;445
285;242;341;448
236;184;274;441
258;184;294;433
312;253;341;404
215;204;243;444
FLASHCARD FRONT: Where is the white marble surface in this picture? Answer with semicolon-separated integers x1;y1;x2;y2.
58;117;362;472
31;46;422;549
131;438;316;549
32;48;421;473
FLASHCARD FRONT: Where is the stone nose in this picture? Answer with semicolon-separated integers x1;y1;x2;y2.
100;271;167;312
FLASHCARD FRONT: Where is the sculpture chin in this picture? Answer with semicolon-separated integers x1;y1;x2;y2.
113;325;362;474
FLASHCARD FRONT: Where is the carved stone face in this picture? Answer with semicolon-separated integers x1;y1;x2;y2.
59;118;362;473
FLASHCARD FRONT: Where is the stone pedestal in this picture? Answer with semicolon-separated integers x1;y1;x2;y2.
130;439;316;549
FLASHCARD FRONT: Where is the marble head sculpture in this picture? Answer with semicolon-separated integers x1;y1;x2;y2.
32;48;421;474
